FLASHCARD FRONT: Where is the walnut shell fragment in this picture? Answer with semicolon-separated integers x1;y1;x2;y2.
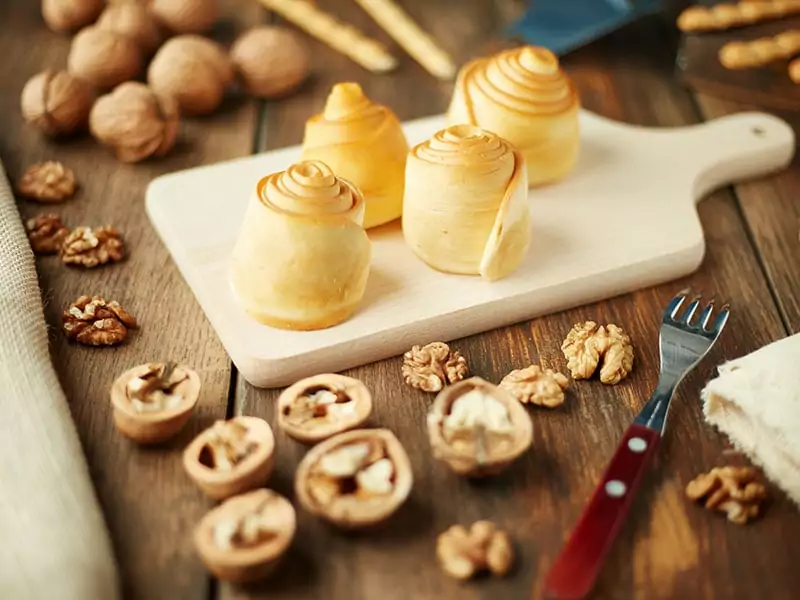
25;213;70;255
295;428;413;529
67;25;143;90
148;35;233;116
20;69;95;137
16;161;77;203
61;294;138;346
427;377;533;477
111;361;201;444
402;341;469;393
436;520;514;580
277;373;372;444
561;321;634;385
499;365;569;408
90;82;179;163
685;466;767;525
194;488;296;583
184;416;276;500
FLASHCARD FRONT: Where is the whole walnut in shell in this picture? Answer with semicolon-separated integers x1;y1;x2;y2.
230;26;310;99
148;35;233;116
68;25;143;90
148;0;218;34
42;0;104;32
90;82;179;163
20;69;95;136
96;1;162;54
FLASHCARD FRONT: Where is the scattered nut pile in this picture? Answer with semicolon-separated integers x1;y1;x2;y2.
22;0;311;163
686;465;767;525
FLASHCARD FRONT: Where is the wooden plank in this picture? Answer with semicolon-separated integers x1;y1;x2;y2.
692;93;800;334
0;1;261;599
229;3;798;600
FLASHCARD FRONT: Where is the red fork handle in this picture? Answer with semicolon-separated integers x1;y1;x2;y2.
542;424;661;600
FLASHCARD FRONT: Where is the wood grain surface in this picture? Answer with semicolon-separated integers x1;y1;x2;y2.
1;1;798;600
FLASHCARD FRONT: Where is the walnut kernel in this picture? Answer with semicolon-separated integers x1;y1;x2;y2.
427;377;533;477
90;82;180;163
561;321;634;385
96;1;162;54
295;428;413;528
62;295;138;346
126;362;189;413
230;26;310;99
149;0;218;34
67;25;144;90
17;161;77;203
61;226;126;268
25;214;70;255
20;70;95;137
194;489;296;582
42;0;104;32
685;466;767;525
436;521;514;580
499;365;569;407
277;373;372;444
402;341;468;392
201;420;260;472
148;35;233;116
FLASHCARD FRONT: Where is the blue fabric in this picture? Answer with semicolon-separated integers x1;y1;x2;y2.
506;0;663;56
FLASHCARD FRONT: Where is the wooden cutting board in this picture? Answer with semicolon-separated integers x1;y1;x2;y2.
146;110;794;389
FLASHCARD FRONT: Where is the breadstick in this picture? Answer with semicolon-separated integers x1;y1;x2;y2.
789;56;800;82
719;29;800;68
353;0;456;80
257;0;398;73
677;1;800;33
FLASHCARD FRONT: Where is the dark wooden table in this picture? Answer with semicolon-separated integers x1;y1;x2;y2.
2;1;799;599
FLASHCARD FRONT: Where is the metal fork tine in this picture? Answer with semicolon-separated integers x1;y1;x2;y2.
713;305;730;333
664;292;686;321
699;300;715;330
682;295;702;325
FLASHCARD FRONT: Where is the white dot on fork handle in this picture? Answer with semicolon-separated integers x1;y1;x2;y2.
628;437;647;453
605;480;627;498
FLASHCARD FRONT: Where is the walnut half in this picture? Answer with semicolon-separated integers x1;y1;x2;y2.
25;213;69;254
184;417;276;500
110;361;200;444
685;466;767;525
427;377;533;477
436;521;514;580
16;161;77;202
277;373;372;444
499;365;569;408
194;488;296;583
402;341;468;392
60;225;125;268
61;294;138;346
295;428;413;528
561;321;634;385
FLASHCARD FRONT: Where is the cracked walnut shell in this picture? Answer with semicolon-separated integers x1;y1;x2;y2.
499;365;569;408
61;226;125;268
427;377;533;477
25;214;69;255
184;416;276;500
402;341;468;392
277;373;372;444
148;35;233;116
295;428;413;529
17;161;77;203
67;25;144;90
561;321;634;385
62;295;138;346
437;521;514;580
90;82;179;163
195;488;296;583
20;70;95;137
686;466;767;525
111;362;201;444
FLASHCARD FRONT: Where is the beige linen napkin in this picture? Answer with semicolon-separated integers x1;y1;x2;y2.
702;332;800;508
0;159;120;599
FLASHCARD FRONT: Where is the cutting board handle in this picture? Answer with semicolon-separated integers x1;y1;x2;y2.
674;111;795;202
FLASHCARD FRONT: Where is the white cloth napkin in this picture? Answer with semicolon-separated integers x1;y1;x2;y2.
702;332;800;508
0;159;120;599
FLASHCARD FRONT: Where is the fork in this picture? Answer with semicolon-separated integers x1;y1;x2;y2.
542;291;730;600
